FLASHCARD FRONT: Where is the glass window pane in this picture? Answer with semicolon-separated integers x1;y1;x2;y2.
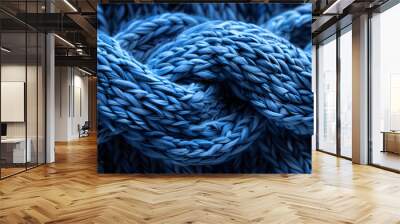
340;29;352;158
27;31;38;169
38;32;45;165
0;0;46;179
1;31;27;177
371;4;400;171
318;37;337;154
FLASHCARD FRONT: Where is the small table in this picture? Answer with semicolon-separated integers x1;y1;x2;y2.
381;131;400;154
1;138;31;164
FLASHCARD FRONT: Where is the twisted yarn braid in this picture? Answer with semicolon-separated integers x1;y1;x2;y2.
115;13;207;61
265;4;312;49
98;3;300;35
98;3;313;173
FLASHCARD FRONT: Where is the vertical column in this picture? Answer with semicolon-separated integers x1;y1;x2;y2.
88;77;97;133
46;1;55;163
312;45;317;150
352;14;369;164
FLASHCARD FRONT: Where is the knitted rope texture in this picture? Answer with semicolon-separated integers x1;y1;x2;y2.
97;3;313;173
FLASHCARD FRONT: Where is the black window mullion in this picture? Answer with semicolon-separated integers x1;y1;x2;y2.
336;27;341;157
36;0;39;168
25;0;28;171
0;17;2;179
367;11;373;165
316;44;320;151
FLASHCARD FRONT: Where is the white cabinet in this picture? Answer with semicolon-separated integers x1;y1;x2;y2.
1;138;32;163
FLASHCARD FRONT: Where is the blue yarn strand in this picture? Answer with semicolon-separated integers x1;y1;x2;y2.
265;4;312;49
98;3;313;173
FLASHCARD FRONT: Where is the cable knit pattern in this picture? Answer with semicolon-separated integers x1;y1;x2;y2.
97;3;313;173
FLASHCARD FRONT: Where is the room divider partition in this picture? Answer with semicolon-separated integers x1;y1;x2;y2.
0;0;47;179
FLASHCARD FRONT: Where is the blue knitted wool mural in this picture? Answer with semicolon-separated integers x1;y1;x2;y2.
97;3;313;173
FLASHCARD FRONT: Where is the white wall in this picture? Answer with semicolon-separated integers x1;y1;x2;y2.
55;66;70;141
54;67;89;141
1;65;26;139
72;73;89;138
1;63;45;163
1;65;39;137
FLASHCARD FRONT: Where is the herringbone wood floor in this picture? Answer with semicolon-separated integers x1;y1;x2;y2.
1;135;400;224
